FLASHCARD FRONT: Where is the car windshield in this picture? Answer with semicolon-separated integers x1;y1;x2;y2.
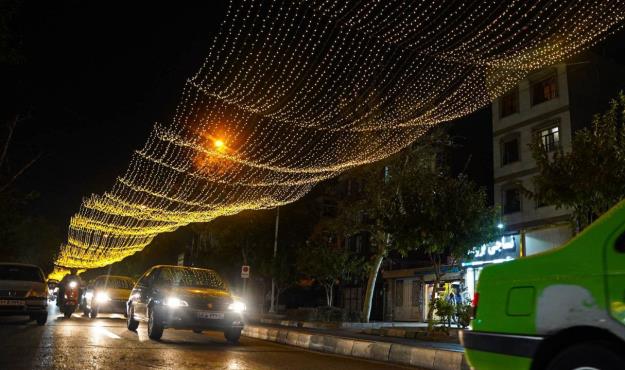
96;277;134;290
0;265;44;282
157;267;226;290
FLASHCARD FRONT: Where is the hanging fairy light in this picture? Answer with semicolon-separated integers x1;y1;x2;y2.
52;0;625;274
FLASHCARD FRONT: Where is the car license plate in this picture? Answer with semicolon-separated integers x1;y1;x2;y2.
197;311;224;320
0;299;25;306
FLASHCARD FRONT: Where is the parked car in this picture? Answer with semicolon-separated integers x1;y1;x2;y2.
461;199;625;370
127;265;245;343
0;263;48;325
83;275;134;318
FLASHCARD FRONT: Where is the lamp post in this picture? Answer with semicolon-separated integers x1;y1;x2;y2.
269;207;279;313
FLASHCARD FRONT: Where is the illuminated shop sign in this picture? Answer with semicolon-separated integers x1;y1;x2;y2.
463;235;520;266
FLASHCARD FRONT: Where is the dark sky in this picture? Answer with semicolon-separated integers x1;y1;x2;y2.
2;1;625;250
4;1;226;228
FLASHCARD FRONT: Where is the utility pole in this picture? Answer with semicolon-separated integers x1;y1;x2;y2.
269;206;280;313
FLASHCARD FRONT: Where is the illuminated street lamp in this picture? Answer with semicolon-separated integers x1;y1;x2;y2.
497;223;504;230
214;139;225;151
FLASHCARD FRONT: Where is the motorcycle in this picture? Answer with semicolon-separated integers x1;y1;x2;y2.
61;280;80;318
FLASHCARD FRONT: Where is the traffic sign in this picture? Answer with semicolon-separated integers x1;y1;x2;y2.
241;265;250;278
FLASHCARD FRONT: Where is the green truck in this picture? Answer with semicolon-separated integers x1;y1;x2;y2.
461;200;625;370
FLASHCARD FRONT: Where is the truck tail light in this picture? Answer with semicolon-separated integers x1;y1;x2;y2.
471;292;479;319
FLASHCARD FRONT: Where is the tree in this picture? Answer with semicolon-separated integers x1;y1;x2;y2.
270;250;297;310
530;92;625;231
393;172;499;330
333;130;451;322
191;209;276;285
296;240;362;307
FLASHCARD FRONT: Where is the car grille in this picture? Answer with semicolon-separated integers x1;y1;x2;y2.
0;290;28;298
186;296;230;310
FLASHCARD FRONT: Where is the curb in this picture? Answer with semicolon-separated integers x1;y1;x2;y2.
243;325;470;370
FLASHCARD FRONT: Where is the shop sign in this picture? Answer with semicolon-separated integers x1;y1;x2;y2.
466;235;520;265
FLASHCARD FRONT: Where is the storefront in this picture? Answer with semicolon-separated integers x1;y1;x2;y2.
463;234;522;301
382;266;463;322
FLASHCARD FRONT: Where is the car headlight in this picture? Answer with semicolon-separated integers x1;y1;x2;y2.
163;297;188;307
68;281;78;289
228;301;246;313
95;292;111;303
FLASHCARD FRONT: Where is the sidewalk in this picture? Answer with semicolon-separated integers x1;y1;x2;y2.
243;322;468;370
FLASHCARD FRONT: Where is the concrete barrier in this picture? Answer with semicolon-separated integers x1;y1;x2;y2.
243;324;467;370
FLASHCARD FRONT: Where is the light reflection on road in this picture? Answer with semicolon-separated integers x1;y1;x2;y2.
0;301;417;370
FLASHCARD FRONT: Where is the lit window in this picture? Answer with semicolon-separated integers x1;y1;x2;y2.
538;125;560;152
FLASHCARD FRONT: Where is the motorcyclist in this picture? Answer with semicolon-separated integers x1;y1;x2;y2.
56;269;81;307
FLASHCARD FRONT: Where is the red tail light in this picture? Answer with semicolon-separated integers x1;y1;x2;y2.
471;292;479;319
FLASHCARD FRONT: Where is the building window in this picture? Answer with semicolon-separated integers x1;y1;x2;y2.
395;279;404;307
501;136;520;165
355;234;363;253
411;280;421;307
500;88;519;118
503;187;522;214
531;73;558;105
537;125;560;152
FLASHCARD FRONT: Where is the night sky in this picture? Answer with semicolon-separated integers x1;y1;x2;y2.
3;2;226;230
2;2;625;258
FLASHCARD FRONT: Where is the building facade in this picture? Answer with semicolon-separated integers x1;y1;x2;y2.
493;64;574;257
386;52;625;322
463;53;625;301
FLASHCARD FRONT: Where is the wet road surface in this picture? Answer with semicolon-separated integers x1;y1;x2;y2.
0;304;418;370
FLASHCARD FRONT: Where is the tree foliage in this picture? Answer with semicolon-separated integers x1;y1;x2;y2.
333;130;452;321
393;171;498;329
530;91;625;231
332;129;498;323
296;239;362;307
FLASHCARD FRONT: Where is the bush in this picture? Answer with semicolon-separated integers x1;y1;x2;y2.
316;306;346;322
455;303;472;329
286;306;347;322
286;307;316;321
433;298;455;333
345;310;362;322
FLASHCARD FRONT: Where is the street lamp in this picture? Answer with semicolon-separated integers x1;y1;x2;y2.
214;139;225;151
497;223;504;230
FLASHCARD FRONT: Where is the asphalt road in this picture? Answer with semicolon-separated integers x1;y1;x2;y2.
0;303;418;370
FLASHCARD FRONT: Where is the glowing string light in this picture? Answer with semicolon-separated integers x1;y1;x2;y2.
51;0;625;275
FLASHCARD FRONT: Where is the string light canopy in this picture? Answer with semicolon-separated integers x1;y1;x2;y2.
52;0;625;274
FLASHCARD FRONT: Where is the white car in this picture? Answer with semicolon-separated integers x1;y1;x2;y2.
0;263;48;325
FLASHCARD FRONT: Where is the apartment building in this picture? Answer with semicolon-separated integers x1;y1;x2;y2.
492;52;625;256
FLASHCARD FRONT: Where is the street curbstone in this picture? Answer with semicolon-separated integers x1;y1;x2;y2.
277;329;289;344
433;349;464;370
332;337;356;356
308;334;327;352
268;328;279;341
243;325;464;370
296;333;312;348
351;340;391;362
389;343;438;368
286;331;299;346
388;343;412;365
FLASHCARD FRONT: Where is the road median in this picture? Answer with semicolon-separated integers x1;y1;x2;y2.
243;324;469;370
